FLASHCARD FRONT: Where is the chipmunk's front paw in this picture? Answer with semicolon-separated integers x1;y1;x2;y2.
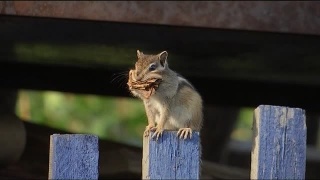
177;128;193;139
144;124;155;137
151;126;164;141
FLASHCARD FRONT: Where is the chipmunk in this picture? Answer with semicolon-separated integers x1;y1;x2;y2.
127;50;203;140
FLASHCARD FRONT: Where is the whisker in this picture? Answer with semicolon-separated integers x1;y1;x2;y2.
111;75;125;84
110;71;129;84
110;70;131;90
115;76;127;87
119;80;127;88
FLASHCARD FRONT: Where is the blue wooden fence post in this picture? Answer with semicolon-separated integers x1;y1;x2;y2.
48;134;99;180
142;131;200;179
251;105;306;179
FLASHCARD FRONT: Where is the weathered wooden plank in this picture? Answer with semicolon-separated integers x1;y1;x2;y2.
2;2;320;35
48;134;99;179
251;105;306;179
142;131;200;179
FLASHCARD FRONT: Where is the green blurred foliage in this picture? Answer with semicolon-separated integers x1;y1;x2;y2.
14;43;136;67
16;90;254;148
16;90;146;147
231;107;254;141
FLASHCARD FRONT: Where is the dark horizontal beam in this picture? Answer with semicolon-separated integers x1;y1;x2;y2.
1;15;320;86
1;61;320;111
1;15;320;110
1;14;319;45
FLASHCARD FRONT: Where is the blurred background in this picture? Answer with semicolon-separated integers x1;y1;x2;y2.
1;1;320;179
15;90;254;147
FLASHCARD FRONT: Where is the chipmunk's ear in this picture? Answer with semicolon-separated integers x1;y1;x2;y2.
159;51;168;67
137;50;143;59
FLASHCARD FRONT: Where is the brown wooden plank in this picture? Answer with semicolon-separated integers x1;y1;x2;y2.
0;2;319;35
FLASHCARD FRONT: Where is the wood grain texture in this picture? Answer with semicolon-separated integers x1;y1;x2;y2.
143;131;200;179
48;134;99;179
1;2;320;35
251;105;306;179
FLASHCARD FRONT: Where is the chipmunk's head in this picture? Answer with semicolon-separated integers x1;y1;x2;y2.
129;50;168;82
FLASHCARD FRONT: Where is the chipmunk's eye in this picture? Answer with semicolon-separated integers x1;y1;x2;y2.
149;63;157;71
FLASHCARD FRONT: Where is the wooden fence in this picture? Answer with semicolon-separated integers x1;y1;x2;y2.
48;105;306;179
